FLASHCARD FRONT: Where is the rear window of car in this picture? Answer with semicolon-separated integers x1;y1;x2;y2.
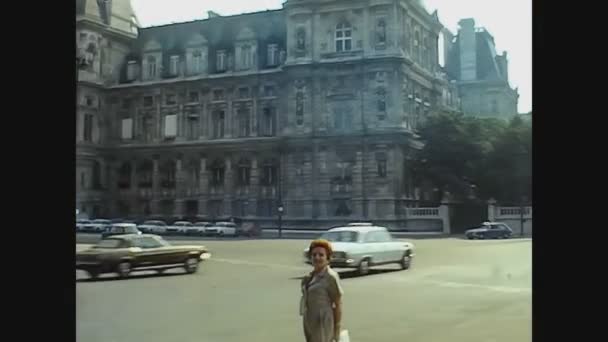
93;220;111;224
321;231;359;243
194;222;210;226
174;222;191;226
143;221;165;226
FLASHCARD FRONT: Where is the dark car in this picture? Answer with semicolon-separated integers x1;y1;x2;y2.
465;222;513;239
76;234;210;279
101;223;142;239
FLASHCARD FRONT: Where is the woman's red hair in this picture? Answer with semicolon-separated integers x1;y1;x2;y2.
309;239;333;258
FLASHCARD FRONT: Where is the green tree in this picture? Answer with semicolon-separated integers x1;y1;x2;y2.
413;112;530;204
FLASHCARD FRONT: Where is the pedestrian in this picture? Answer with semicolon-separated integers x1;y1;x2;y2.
300;239;344;342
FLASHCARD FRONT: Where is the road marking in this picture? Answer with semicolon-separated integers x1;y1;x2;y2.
421;279;531;294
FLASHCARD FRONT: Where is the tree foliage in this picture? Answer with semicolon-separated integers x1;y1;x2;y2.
413;112;531;204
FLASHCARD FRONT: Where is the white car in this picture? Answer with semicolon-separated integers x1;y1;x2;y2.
167;221;192;235
138;220;168;235
205;222;237;237
84;219;112;233
303;224;415;275
186;221;212;236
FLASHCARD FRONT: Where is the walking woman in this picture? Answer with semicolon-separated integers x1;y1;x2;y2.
300;239;344;342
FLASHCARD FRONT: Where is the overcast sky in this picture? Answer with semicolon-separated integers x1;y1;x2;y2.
131;0;531;113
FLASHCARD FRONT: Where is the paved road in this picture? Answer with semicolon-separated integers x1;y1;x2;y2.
76;238;531;342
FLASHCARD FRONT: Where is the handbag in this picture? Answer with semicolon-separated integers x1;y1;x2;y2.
338;329;350;342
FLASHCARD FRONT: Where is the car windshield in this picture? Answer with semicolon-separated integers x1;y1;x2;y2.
194;222;209;226
175;222;191;226
93;220;111;224
94;239;124;249
321;231;359;242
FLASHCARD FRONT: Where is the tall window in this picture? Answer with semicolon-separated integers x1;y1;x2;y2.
376;153;387;178
210;161;225;186
335;22;352;52
187;112;199;140
377;87;387;120
169;55;179;76
376;18;387;44
213;89;224;101
261;162;277;186
216;50;226;72
84;114;93;142
241;45;252;69
192;51;202;74
126;60;137;81
267;44;279;66
262;107;275;136
212;110;225;139
296;91;304;125
237;109;250;137
147;56;157;78
414;31;421;63
237;160;251;186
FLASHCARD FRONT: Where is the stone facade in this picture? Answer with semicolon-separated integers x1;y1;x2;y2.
76;0;466;228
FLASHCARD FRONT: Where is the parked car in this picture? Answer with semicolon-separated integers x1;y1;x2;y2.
205;222;238;237
83;219;112;233
76;234;210;279
186;222;212;236
167;221;193;235
302;225;415;275
101;223;142;239
137;220;167;234
76;219;90;232
465;222;513;239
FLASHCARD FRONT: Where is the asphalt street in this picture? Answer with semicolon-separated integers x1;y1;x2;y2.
76;238;531;342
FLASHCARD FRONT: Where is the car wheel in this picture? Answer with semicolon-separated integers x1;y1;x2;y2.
117;261;132;278
400;252;412;270
478;234;485;240
184;257;199;274
218;231;224;237
467;235;473;240
358;259;370;276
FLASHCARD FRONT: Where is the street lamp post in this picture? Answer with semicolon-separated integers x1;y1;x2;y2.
277;204;284;238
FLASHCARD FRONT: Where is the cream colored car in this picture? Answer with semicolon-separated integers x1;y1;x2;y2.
303;224;415;275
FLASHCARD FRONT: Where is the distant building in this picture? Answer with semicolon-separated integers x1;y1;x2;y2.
444;18;519;119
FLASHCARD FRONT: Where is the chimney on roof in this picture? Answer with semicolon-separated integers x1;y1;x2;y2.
208;11;221;18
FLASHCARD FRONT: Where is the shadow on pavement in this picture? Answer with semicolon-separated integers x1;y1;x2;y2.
77;270;189;283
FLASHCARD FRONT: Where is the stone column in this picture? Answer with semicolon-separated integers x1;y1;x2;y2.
130;159;137;192
439;199;451;235
250;157;259;217
223;156;233;217
152;156;160;196
487;198;497;222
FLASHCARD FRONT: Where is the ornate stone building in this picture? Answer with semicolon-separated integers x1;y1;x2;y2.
76;0;461;228
444;18;519;118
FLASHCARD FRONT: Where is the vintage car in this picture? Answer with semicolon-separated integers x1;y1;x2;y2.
137;220;168;234
83;219;112;233
186;221;213;236
167;221;193;235
465;222;513;239
76;234;210;279
204;222;238;237
101;223;142;239
303;224;415;275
